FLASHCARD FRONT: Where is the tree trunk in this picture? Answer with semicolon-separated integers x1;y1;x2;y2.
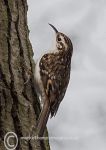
0;0;50;149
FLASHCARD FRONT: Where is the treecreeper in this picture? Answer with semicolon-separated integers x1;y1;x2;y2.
34;24;73;137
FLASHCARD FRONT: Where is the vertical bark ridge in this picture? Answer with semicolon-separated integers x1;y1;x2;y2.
3;0;23;149
0;0;50;149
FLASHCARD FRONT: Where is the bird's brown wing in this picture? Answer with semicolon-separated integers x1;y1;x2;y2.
39;52;70;117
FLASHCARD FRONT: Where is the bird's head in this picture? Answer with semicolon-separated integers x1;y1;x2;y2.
49;23;73;52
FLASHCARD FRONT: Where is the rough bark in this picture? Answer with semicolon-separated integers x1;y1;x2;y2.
0;0;50;149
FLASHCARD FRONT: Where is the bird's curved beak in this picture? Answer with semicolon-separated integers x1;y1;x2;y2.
49;23;58;33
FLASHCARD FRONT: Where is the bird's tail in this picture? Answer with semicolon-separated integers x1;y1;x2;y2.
37;101;50;137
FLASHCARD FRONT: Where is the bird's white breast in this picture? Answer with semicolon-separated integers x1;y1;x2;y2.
34;58;44;98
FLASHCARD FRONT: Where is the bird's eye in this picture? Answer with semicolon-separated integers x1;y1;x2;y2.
57;37;61;41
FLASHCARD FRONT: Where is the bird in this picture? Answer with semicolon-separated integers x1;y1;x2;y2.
34;24;73;137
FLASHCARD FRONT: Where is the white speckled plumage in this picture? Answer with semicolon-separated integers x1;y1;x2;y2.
34;24;73;137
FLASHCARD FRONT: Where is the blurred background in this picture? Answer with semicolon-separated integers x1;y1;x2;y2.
27;0;106;149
